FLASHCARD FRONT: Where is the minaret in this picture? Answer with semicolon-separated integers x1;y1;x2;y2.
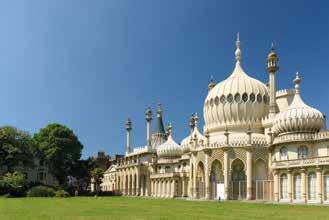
267;43;279;118
145;106;152;150
125;118;132;154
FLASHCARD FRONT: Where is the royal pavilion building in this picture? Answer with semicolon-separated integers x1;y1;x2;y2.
111;34;329;204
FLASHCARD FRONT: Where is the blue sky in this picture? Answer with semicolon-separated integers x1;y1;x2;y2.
0;0;328;157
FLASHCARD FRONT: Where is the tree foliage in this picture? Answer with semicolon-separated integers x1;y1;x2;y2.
33;123;83;186
91;167;104;195
0;126;34;173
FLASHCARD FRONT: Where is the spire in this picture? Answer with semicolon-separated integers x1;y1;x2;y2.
235;32;241;62
293;72;301;94
155;103;165;134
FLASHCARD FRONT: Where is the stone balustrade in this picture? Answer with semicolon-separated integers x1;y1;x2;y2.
272;156;329;169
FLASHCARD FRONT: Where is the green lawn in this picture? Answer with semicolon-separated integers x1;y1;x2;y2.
0;197;329;220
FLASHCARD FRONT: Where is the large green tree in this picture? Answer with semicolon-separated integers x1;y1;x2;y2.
33;123;83;186
0;126;34;173
90;167;104;196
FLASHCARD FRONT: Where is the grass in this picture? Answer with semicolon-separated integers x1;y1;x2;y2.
0;197;329;220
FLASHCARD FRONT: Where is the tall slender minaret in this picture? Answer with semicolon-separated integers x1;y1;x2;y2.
267;43;279;118
125;118;132;154
145;106;152;150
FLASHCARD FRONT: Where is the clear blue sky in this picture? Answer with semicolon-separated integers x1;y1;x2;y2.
0;0;328;158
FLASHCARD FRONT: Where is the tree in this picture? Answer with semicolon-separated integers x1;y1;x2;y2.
90;167;104;195
33;123;83;186
0;126;34;173
70;157;96;192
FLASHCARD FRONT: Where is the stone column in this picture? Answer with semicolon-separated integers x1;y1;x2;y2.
162;181;165;197
123;174;126;196
287;169;292;203
171;180;175;198
223;147;229;200
246;149;253;200
182;178;185;197
317;167;323;203
301;169;307;203
156;181;159;197
273;170;279;202
136;172;140;196
127;174;131;196
132;174;136;196
167;181;171;198
205;150;210;200
192;155;197;199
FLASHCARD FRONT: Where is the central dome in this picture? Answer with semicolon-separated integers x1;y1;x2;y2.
204;36;269;133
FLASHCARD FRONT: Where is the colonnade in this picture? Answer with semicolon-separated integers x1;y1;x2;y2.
116;169;150;196
273;167;329;203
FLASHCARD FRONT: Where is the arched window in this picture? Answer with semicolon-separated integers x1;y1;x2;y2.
280;147;288;160
324;172;329;201
234;93;241;102
242;93;248;102
250;93;256;102
308;172;316;200
294;174;302;200
227;94;233;103
298;146;308;159
280;174;288;199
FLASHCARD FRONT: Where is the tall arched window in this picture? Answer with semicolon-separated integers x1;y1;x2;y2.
280;147;288;160
298;146;308;159
324;172;329;201
308;172;316;200
294;174;302;200
280;174;288;199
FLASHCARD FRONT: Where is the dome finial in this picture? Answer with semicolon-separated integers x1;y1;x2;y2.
235;32;241;62
194;113;199;128
293;71;301;94
208;75;216;91
271;42;275;51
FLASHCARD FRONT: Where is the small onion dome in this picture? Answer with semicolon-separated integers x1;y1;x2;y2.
181;114;206;153
181;127;205;153
273;72;325;135
157;124;182;158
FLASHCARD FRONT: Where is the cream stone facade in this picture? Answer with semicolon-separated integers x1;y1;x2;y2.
109;34;329;204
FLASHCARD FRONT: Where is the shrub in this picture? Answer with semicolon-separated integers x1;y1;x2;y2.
27;186;55;197
55;190;70;198
0;172;26;197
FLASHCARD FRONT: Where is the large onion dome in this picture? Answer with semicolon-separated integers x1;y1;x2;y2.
181;114;205;153
204;34;269;133
273;72;325;135
157;124;182;158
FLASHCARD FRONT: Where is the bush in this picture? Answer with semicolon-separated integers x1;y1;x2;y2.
0;172;26;197
55;190;70;198
27;186;55;197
